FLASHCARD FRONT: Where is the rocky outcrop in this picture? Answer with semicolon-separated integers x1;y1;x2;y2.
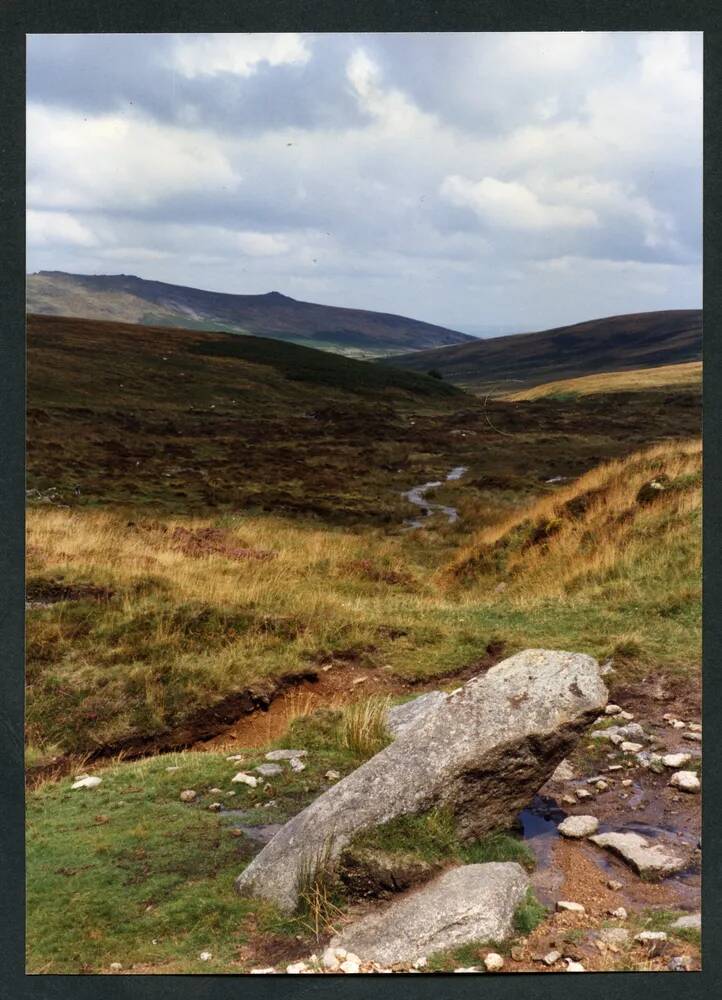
385;691;447;738
235;649;606;911
329;863;529;965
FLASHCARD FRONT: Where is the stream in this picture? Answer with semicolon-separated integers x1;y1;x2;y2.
402;466;468;528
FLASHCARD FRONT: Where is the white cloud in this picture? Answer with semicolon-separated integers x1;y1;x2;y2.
26;208;97;247
172;33;311;79
27;104;239;211
441;175;598;230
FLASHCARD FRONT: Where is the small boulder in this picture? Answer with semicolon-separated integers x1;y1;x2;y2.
231;772;258;787
72;776;102;790
255;763;283;778
179;789;197;803
662;753;691;769
557;815;599;839
590;831;688;878
484;952;504;972
557;900;585;913
669;771;700;793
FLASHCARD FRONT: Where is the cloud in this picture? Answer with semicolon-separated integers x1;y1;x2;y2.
440;175;599;230
26;31;702;331
171;33;311;79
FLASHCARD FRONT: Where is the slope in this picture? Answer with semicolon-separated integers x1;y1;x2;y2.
26;271;475;357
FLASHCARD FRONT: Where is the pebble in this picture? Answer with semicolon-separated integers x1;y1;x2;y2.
208;802;222;812
325;770;341;781
71;776;102;790
565;960;586;971
484;953;504;972
287;962;307;974
594;779;609;791
621;741;643;753
618;711;635;721
662;753;691;769
635;931;667;943
671;913;700;930
668;955;693;972
109;962;122;971
199;951;212;961
251;967;277;974
290;757;306;772
621;779;633;787
543;950;561;966
557;815;599;838
179;789;197;802
231;772;258;787
605;704;622;715
339;960;360;974
322;947;339;970
575;789;593;801
265;749;307;761
609;907;627;920
557;900;585;913
209;787;223;794
607;879;624;890
669;770;700;793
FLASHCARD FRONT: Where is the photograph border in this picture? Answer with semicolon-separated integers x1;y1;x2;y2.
1;2;719;998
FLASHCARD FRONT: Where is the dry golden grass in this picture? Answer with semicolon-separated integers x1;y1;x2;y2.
338;695;392;758
505;361;702;400
446;438;701;604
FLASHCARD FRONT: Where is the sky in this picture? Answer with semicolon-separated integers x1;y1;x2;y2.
26;32;702;335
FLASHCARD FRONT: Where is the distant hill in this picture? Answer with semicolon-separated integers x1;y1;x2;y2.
26;271;474;357
382;310;702;393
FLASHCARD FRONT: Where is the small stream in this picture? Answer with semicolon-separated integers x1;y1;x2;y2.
402;466;468;528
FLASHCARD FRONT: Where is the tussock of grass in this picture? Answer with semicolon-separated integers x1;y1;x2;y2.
338;696;392;759
512;888;547;934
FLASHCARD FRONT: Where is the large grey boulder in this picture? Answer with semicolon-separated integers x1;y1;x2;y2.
385;691;448;738
329;863;529;965
235;649;606;911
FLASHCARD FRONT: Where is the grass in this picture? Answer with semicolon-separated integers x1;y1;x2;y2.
506;361;702;401
338;696;392;758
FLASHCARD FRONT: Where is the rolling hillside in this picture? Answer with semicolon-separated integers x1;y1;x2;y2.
26;271;475;357
505;361;702;400
383;310;702;393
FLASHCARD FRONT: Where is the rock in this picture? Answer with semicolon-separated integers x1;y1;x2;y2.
179;789;197;802
71;776;102;790
605;704;622;716
338;846;438;900
322;947;339;969
636;478;669;504
329;863;529;965
565;960;586;971
621;741;643;753
510;945;525;961
594;780;610;791
590;831;688;878
683;732;702;742
575;789;593;801
484;953;504;972
109;962;122;971
557;900;585;913
207;802;222;812
209;787;223;794
166;766;179;772
549;758;575;782
254;763;283;777
265;749;308;761
286;962;307;974
671;720;686;730
412;956;427;969
687;722;702;732
561;794;577;805
668;955;693;972
543;950;561;965
339;960;360;973
236;650;606;910
609;907;627;920
635;931;667;943
454;967;481;972
250;967;277;974
334;948;347;960
557;815;599;838
599;928;629;946
231;772;258;787
325;770;341;781
226;754;245;762
618;711;634;721
290;757;306;772
671;913;700;930
600;659;614;675
662;753;691;769
607;879;624;890
199;951;212;961
386;691;447;738
669;771;700;793
621;779;633;787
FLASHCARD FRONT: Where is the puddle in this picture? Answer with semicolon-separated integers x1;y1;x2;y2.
518;794;567;906
402;466;468;528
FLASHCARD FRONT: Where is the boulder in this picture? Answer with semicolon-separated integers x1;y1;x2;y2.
669;771;700;793
589;831;688;878
557;815;599;838
235;649;607;911
329;863;529;965
386;691;447;738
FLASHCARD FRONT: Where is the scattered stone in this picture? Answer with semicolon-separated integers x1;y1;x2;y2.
286;961;307;974
669;771;700;793
290;757;306;772
543;950;561;965
687;722;702;732
549;758;575;782
609;907;627;920
179;789;197;802
594;780;610;791
254;763;283;778
609;733;624;745
599;927;629;947
575;789;593;801
231;772;258;787
109;962;122;971
454;967;481;973
209;787;223;794
250;967;277;974
340;959;360;974
590;831;688;878
668;955;693;972
635;931;667;943
618;711;635;721
662;753;691;769
334;948;347;960
71;776;102;790
484;953;504;972
607;764;623;771
237;650;607;910
561;794;577;806
412;956;427;969
265;749;308;761
510;945;525;961
557;900;585;913
600;659;614;675
325;770;341;781
385;691;448;739
558;815;599;838
621;742;643;753
607;879;624;890
565;960;586;971
207;802;222;812
671;913;700;931
683;732;702;742
671;720;686;730
329;863;529;965
605;704;622;716
226;754;245;762
199;951;212;961
621;779;633;787
322;948;339;969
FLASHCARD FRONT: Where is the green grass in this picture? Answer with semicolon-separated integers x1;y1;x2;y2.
512;888;548;934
